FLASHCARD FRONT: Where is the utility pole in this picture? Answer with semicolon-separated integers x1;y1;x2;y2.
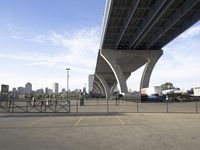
66;68;70;102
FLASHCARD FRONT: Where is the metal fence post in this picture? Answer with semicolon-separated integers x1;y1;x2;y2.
40;101;43;113
26;101;28;112
76;99;78;113
166;100;169;113
97;98;99;106
45;100;47;113
69;100;71;113
107;98;109;112
55;100;57;113
137;99;139;113
8;100;10;112
12;100;14;113
195;98;198;114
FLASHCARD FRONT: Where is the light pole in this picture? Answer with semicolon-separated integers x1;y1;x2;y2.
66;68;70;102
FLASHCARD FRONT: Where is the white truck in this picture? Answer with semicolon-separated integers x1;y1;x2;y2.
141;86;163;96
194;87;200;96
141;86;163;102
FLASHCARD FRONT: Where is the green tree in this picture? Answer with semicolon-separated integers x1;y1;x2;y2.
161;82;175;90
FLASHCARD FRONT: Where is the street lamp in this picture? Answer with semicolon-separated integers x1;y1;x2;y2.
66;68;70;102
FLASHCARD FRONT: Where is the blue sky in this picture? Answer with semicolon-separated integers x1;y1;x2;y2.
0;0;200;91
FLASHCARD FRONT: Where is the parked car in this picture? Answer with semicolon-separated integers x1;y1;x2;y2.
148;94;164;102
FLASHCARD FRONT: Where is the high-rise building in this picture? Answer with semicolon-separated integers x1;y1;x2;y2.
52;83;59;94
62;88;65;93
45;87;49;94
17;86;25;95
1;84;9;100
88;74;94;93
17;87;25;95
11;88;17;98
36;88;44;94
25;82;32;94
48;89;53;95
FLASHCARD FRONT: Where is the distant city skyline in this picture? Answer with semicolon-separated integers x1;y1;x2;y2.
0;0;200;91
0;82;82;93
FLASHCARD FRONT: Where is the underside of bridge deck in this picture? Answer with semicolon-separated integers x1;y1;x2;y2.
93;0;200;98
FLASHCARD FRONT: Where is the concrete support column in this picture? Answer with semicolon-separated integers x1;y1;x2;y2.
93;81;105;96
140;55;161;90
92;87;98;93
100;50;128;95
96;49;163;97
140;59;154;89
93;83;101;94
110;82;117;94
95;74;111;98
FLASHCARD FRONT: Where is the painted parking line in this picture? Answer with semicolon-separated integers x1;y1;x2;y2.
26;118;44;127
0;118;13;121
115;116;125;126
74;116;83;126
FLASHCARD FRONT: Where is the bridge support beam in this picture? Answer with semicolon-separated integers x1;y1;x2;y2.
99;49;163;97
140;56;161;90
93;82;101;95
100;49;128;95
95;74;111;98
93;80;106;97
110;82;117;95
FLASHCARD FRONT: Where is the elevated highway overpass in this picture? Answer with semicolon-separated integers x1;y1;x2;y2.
93;0;200;98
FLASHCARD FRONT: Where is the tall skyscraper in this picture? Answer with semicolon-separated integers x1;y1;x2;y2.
36;88;44;94
1;84;9;100
62;88;65;93
52;83;59;94
88;74;94;93
17;87;25;95
45;87;49;94
25;82;32;94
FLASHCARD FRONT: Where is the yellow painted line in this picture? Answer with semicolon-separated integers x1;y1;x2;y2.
26;118;44;127
74;116;83;126
116;116;125;126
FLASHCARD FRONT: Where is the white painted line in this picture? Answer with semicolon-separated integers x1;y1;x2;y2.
116;116;125;126
26;118;44;127
74;116;83;126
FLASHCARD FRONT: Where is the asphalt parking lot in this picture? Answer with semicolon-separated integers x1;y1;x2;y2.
0;113;200;150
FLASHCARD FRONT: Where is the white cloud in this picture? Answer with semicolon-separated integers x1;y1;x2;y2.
30;34;49;43
11;35;20;39
30;27;100;69
27;61;57;66
0;27;101;90
180;25;200;39
0;27;100;69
